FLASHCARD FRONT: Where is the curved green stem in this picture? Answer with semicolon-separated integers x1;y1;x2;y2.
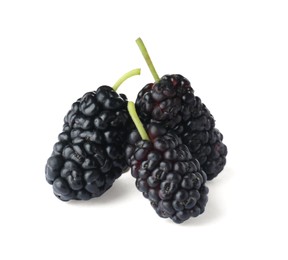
127;101;150;141
136;38;160;82
112;68;141;92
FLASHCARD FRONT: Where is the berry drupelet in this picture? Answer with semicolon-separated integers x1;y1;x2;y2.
134;38;227;180
126;103;209;224
45;69;140;201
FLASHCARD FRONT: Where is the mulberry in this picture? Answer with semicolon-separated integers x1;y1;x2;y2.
126;102;208;223
45;69;140;201
135;38;227;180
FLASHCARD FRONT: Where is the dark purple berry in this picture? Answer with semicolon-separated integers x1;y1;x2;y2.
135;74;227;180
45;86;134;201
126;124;208;224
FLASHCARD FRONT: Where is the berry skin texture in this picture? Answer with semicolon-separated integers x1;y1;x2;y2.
45;86;133;201
135;74;228;180
126;124;209;224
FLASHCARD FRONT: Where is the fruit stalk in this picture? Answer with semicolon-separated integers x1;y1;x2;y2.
113;68;141;91
136;38;160;82
127;101;150;141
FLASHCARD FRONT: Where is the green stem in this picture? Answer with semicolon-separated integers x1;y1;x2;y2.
127;101;150;141
136;37;160;82
112;68;141;92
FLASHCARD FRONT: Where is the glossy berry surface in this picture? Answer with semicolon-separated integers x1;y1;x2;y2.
126;123;209;224
45;86;133;201
135;74;227;180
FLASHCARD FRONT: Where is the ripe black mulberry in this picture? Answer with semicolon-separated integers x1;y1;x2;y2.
45;86;133;201
126;121;209;224
135;74;227;180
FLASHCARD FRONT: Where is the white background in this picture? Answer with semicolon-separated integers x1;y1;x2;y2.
1;0;288;259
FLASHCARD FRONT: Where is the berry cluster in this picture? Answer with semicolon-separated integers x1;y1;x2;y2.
45;38;228;224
